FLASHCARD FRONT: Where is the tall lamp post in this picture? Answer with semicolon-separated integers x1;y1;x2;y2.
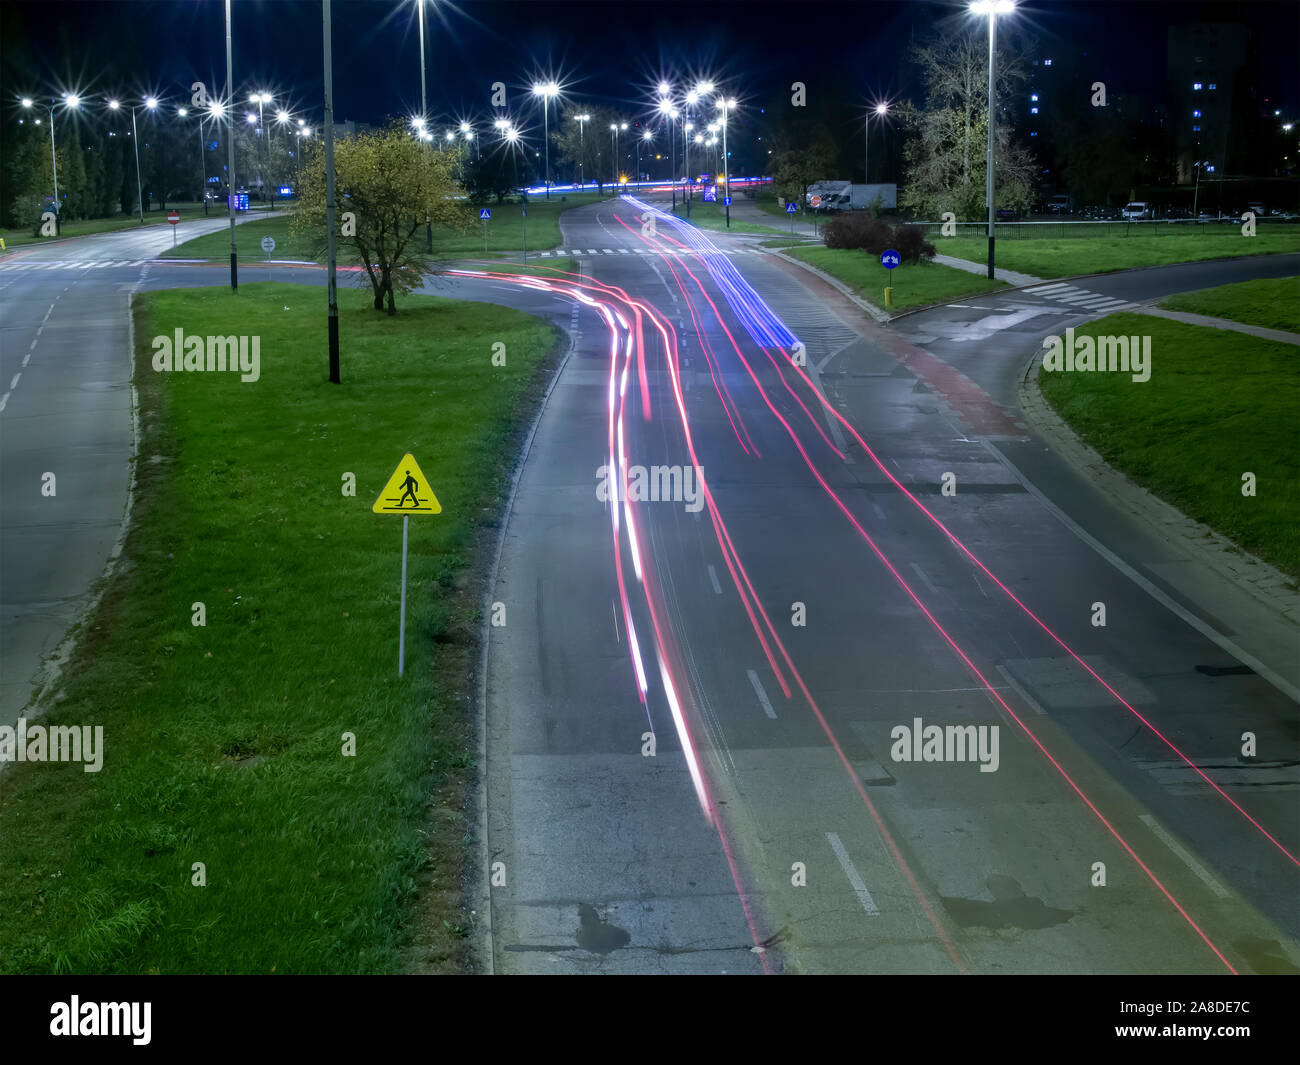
107;97;155;221
865;101;887;184
532;81;559;197
249;91;272;201
972;0;1014;279
178;107;209;214
636;128;652;183
22;94;79;225
574;113;589;187
609;121;627;194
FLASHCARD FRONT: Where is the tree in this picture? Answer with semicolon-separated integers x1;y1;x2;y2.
898;27;1036;219
771;140;836;210
294;124;468;315
551;105;614;190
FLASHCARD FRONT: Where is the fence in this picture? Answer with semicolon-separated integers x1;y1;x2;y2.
905;218;1298;240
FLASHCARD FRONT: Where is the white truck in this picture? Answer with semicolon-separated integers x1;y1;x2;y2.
807;181;897;212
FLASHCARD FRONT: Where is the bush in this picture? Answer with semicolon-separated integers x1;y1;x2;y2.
893;223;937;263
822;212;893;253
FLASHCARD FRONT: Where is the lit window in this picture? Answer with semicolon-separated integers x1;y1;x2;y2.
1193;82;1202;90
1030;131;1038;137
1193;109;1202;117
1192;125;1201;132
1206;165;1215;173
1044;59;1053;66
1208;83;1216;90
1031;94;1039;102
1031;107;1039;114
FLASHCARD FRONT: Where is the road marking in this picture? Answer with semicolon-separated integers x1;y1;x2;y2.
611;599;620;644
29;339;38;350
586;248;598;254
22;352;31;367
9;373;20;390
909;562;940;596
0;392;7;411
1025;283;1071;294
707;563;723;595
826;832;881;916
618;248;629;254
871;501;887;521
1139;814;1230;899
746;669;777;719
994;663;1047;715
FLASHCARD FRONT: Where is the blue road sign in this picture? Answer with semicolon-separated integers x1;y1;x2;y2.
480;208;491;220
723;196;732;206
703;186;717;203
881;250;901;269
785;202;797;214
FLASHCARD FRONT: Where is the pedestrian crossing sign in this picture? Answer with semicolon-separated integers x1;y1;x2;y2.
373;453;441;515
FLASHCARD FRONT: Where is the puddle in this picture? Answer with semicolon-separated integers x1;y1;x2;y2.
576;903;631;953
941;873;1074;931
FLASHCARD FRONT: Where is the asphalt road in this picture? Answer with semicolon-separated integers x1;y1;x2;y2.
1;202;1295;975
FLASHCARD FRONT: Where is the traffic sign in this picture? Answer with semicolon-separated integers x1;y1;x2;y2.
167;210;180;225
810;195;823;208
723;196;732;206
261;236;276;253
373;453;441;515
479;208;491;220
785;202;797;214
880;250;901;269
703;186;717;203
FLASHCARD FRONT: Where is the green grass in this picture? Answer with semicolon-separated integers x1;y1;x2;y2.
785;245;1007;310
668;199;789;235
936;230;1300;279
167;193;605;262
0;202;250;251
1159;276;1300;334
0;282;562;973
1038;314;1299;577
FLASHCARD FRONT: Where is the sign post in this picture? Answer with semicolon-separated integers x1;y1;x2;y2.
880;248;900;308
372;453;442;676
168;209;180;247
261;235;276;261
521;206;527;265
785;200;796;234
480;207;491;254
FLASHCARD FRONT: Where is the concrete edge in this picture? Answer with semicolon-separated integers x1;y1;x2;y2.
471;261;587;975
766;248;891;324
1016;345;1300;644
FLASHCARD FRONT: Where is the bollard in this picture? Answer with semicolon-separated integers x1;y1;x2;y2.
884;287;893;308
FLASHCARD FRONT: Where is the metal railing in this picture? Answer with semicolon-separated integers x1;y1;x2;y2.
904;218;1298;240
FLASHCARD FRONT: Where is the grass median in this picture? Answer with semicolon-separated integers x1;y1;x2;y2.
1;202;239;251
1159;275;1300;334
784;245;1006;310
1037;313;1299;577
0;281;563;973
937;229;1300;278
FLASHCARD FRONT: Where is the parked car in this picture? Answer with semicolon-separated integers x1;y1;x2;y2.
996;207;1016;221
1121;201;1152;220
1246;201;1267;218
1047;194;1073;214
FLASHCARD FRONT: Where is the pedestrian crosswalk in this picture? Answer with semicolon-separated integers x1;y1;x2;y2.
0;259;152;272
1021;281;1137;313
538;246;764;258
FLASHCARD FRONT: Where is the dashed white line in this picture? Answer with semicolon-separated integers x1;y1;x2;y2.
706;564;723;595
909;562;940;596
1139;814;1231;899
826;832;880;915
746;669;777;719
9;373;20;391
22;352;31;367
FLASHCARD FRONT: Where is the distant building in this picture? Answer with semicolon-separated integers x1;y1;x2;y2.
1167;23;1257;183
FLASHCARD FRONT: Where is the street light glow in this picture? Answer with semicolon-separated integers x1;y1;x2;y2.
277;110;290;124
64;94;80;108
970;0;1015;12
657;80;671;97
178;107;188;116
21;97;33;108
108;99;120;110
875;102;889;115
145;97;158;110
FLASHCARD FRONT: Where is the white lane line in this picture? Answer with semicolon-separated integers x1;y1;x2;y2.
909;562;940;596
29;339;38;350
707;564;723;595
586;248;598;254
0;392;8;411
871;501;887;521
1055;292;1108;305
1074;296;1120;308
611;599;620;644
826;833;881;915
1025;283;1071;294
1139;814;1230;899
618;248;630;254
994;664;1047;715
746;669;777;719
9;373;20;390
22;352;31;367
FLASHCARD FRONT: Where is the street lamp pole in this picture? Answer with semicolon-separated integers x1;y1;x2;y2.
972;0;1014;280
323;0;340;382
225;0;238;291
418;0;432;251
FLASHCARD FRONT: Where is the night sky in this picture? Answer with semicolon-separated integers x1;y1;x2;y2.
4;0;1297;130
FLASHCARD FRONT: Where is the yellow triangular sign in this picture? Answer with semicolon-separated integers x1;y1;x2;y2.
373;453;441;515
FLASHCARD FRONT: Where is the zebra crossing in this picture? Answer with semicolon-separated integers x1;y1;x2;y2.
537;246;764;258
0;258;152;272
1021;281;1137;313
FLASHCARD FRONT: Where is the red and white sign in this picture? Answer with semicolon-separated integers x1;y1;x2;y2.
810;195;822;208
167;211;180;225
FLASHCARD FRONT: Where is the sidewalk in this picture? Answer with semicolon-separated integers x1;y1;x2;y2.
1132;306;1300;345
933;252;1045;288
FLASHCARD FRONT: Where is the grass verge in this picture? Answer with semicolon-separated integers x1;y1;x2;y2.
1158;276;1300;334
0;281;562;973
936;231;1300;278
785;246;1007;310
1;203;245;251
668;200;789;235
1037;313;1299;577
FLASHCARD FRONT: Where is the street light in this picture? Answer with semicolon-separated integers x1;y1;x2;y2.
609;121;627;194
637;128;653;182
574;113;590;187
177;107;208;211
970;0;1015;279
249;91;271;199
531;81;560;198
22;95;80;224
109;96;154;222
865;101;888;185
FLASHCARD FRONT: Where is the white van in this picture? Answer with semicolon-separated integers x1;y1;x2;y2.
1121;202;1152;220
